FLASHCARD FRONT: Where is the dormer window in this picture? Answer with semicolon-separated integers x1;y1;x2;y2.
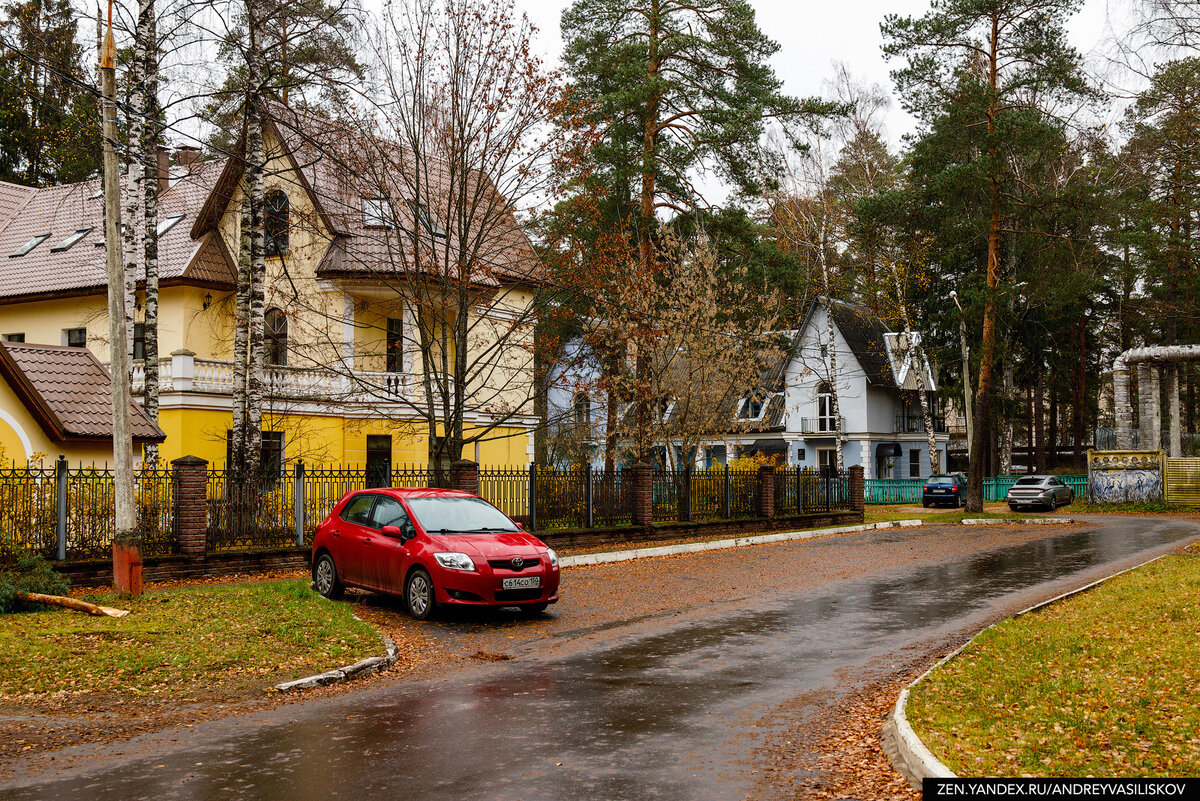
362;197;392;228
657;396;675;423
157;214;185;236
50;228;92;252
573;392;591;426
9;233;49;257
737;392;767;421
410;202;446;238
264;190;289;256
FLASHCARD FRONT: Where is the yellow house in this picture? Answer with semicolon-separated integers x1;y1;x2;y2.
0;109;540;470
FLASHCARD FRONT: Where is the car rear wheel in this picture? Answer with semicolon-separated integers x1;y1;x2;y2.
313;553;343;600
405;568;436;620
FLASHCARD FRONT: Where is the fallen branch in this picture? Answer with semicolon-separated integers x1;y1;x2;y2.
15;592;130;618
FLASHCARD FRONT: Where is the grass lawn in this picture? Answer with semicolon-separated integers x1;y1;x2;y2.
864;503;1020;525
0;579;382;705
907;550;1200;777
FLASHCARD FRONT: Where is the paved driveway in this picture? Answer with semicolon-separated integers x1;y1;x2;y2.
2;516;1195;801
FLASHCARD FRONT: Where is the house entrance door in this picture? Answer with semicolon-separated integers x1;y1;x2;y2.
367;435;392;488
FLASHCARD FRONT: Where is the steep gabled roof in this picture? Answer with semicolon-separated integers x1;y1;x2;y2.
0;342;165;442
192;102;545;289
0;161;231;302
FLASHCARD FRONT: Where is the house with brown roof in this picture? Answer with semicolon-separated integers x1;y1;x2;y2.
0;106;542;470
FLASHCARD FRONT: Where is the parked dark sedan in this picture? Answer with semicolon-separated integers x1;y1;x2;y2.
1006;475;1075;511
922;473;967;508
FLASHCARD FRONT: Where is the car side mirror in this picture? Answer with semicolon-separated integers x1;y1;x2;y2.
515;521;524;531
381;525;404;539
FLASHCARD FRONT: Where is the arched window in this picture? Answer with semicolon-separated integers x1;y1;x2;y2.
265;308;288;366
264;189;289;256
816;382;835;432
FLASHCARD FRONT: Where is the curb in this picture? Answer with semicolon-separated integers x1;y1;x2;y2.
885;551;1174;787
273;634;400;693
558;520;924;569
962;517;1074;525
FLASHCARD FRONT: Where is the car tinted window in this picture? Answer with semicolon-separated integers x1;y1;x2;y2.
405;496;519;533
341;494;376;526
372;496;409;529
1015;477;1043;486
927;477;956;485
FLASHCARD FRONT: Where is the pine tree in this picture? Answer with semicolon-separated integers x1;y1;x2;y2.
1;0;100;186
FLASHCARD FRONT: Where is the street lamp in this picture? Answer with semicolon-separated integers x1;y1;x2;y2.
950;290;973;463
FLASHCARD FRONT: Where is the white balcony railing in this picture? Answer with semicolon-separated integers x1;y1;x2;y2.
127;354;418;404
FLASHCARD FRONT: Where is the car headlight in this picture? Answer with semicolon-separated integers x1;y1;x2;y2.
434;552;476;571
546;548;559;568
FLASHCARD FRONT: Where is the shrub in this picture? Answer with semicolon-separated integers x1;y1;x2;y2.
0;553;71;613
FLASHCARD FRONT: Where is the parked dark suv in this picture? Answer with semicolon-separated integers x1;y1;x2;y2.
922;473;967;508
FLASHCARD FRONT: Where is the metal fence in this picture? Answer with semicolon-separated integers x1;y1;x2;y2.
863;475;1089;504
0;461;176;561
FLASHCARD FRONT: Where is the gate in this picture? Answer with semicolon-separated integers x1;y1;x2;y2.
1164;458;1200;505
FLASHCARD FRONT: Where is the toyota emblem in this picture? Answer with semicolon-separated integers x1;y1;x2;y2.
511;557;524;569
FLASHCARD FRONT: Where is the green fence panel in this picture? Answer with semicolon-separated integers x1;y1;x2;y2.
986;475;1088;502
865;478;925;504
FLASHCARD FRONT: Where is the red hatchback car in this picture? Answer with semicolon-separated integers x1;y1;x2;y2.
311;487;560;619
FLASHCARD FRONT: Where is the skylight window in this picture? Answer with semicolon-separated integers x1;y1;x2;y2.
50;228;93;252
362;198;393;229
157;214;185;236
411;202;446;238
9;233;49;257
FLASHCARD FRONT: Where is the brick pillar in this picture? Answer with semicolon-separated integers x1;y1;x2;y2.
848;464;865;513
450;459;479;495
631;463;653;527
172;455;209;556
757;464;775;520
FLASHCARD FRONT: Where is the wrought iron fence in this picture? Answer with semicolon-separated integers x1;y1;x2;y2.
206;469;295;551
479;466;531;525
0;462;56;559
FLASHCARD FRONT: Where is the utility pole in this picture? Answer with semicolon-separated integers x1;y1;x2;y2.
101;1;141;595
951;290;973;464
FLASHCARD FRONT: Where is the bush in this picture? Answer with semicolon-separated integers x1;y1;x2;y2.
0;554;71;613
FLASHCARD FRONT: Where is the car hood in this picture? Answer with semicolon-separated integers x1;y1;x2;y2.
426;531;547;558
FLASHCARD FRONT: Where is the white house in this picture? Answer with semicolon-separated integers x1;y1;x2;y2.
546;299;949;478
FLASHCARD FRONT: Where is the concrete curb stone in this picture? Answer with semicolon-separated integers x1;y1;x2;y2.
273;634;400;693
962;517;1074;525
557;520;925;569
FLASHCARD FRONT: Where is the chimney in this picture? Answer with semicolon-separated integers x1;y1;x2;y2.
176;145;201;172
157;145;170;194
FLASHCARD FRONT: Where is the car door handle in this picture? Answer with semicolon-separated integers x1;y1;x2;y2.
360;538;372;544
331;529;341;537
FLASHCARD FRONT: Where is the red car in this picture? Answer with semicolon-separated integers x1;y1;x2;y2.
311;487;560;619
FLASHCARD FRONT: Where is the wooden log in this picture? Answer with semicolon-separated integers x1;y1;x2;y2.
14;592;130;618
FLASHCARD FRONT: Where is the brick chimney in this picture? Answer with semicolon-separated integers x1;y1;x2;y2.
176;145;201;172
157;145;170;194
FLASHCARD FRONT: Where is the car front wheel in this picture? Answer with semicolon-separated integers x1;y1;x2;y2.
405;567;437;620
313;552;343;600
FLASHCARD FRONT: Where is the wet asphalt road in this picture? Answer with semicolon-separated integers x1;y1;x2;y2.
2;517;1197;801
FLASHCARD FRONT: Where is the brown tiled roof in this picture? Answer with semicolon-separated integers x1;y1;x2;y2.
0;161;233;302
192;103;545;288
0;342;165;442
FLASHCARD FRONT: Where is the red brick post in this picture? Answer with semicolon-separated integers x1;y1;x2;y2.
451;459;479;495
848;465;865;512
631;463;653;527
757;464;776;520
172;455;209;556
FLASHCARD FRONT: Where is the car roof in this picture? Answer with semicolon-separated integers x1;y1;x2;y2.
351;487;476;499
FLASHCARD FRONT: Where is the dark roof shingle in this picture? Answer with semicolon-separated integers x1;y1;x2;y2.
0;342;165;442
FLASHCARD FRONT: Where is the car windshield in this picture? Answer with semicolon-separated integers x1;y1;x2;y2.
1015;477;1044;486
405;496;520;534
926;476;956;485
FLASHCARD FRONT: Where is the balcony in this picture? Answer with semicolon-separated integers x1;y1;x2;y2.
895;413;947;434
798;416;845;435
128;354;417;403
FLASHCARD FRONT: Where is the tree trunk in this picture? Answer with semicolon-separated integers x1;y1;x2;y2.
1048;376;1058;469
1034;370;1045;471
123;8;147;380
141;3;160;464
998;361;1013;475
1072;314;1086;467
633;0;661;465
967;11;1002;513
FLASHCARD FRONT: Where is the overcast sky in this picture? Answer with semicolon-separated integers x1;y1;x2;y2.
514;0;1136;148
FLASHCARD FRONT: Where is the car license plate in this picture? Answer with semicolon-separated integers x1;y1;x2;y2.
502;576;541;590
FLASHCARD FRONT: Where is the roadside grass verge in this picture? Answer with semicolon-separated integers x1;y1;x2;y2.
1068;501;1200;516
907;551;1200;776
864;505;1016;525
0;579;382;705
